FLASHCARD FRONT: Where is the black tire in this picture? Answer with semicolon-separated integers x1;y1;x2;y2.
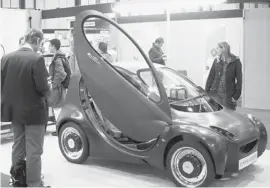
166;141;215;187
58;122;89;164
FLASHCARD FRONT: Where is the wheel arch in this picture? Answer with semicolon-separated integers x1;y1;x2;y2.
57;118;85;135
163;134;217;175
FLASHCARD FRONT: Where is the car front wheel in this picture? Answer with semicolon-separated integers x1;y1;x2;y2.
58;122;89;164
166;141;215;187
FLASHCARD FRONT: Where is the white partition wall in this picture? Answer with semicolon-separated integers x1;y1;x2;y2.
169;18;243;87
0;9;42;54
243;9;270;110
0;9;4;60
120;22;166;62
0;9;28;54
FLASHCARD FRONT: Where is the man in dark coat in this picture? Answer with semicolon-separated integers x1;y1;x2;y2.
205;41;242;110
1;29;50;187
148;37;166;65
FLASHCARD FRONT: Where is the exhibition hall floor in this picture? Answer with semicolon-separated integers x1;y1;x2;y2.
1;108;270;187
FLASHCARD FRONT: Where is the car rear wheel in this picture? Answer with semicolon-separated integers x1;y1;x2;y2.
166;141;215;187
58;122;89;164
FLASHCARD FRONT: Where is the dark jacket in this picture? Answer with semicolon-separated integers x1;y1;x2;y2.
148;44;165;65
49;52;67;88
205;55;242;109
1;47;50;125
47;52;67;107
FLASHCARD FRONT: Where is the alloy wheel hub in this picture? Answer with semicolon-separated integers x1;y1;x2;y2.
64;133;82;152
182;161;194;174
68;139;75;148
179;154;203;179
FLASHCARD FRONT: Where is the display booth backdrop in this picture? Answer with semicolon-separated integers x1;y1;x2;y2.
119;18;243;88
78;14;270;110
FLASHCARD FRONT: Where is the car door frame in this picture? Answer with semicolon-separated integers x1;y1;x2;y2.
74;10;172;143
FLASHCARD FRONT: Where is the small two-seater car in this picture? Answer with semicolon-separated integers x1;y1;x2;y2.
56;10;268;187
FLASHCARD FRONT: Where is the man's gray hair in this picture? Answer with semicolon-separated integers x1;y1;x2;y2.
24;28;44;45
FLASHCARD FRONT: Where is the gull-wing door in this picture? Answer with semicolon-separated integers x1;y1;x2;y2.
74;10;172;142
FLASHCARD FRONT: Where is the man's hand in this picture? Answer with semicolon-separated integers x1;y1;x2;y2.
232;98;237;103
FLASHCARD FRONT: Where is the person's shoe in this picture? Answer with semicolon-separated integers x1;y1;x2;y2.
9;177;13;186
41;181;51;187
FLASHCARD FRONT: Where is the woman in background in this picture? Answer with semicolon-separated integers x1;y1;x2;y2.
205;41;242;110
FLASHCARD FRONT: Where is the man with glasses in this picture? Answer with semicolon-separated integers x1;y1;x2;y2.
1;29;50;187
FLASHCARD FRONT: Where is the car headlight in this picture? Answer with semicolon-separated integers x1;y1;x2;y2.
246;114;267;137
246;113;262;126
210;126;239;142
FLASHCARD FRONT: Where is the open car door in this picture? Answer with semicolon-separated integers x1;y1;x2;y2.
74;10;172;142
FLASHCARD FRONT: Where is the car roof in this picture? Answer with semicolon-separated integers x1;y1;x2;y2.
113;61;165;74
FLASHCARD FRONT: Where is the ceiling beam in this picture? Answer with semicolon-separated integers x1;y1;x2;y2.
42;10;243;33
42;3;113;19
117;10;243;24
42;0;265;20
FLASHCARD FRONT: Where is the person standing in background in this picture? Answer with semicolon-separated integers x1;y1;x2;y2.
98;42;113;63
148;37;166;65
1;29;50;187
47;39;69;122
205;41;242;110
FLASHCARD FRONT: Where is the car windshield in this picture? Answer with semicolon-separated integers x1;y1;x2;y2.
139;67;198;98
138;67;223;112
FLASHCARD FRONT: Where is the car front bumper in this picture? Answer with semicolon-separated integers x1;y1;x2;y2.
224;125;267;173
